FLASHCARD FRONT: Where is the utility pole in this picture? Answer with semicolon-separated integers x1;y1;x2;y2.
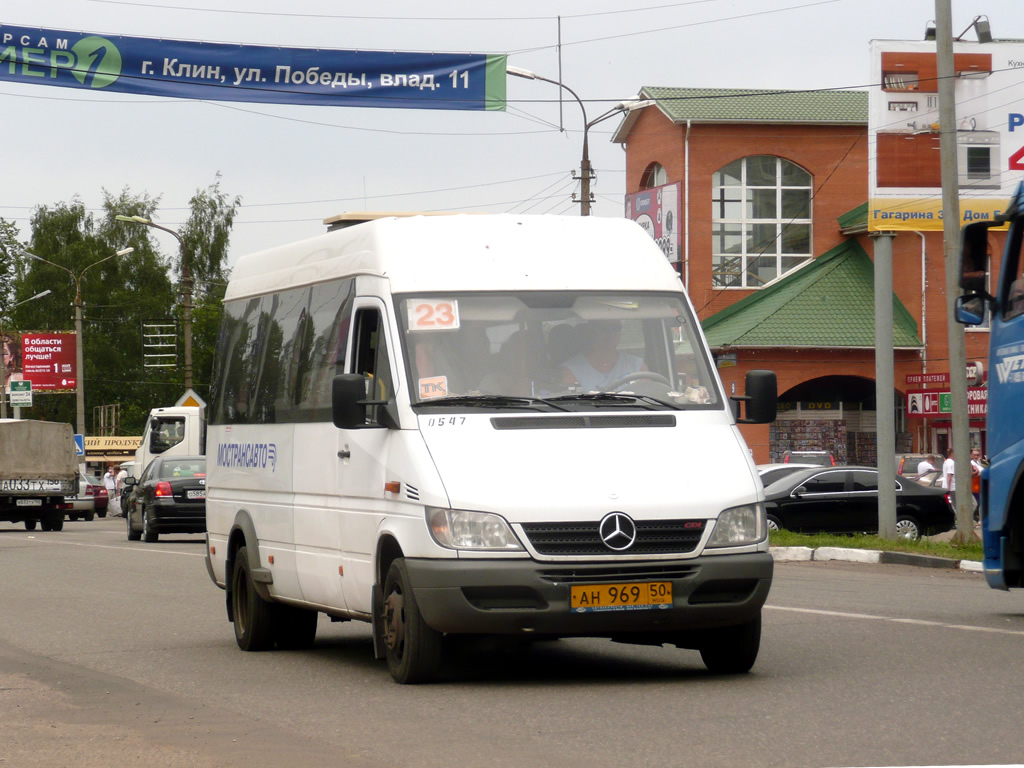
936;0;975;543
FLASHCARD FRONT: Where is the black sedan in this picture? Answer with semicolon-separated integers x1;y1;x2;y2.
762;466;955;541
123;455;206;543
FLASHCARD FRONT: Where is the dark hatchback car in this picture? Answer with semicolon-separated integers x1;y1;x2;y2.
763;466;955;541
124;455;206;543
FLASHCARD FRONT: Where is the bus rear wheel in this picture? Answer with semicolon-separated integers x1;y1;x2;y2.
231;545;276;652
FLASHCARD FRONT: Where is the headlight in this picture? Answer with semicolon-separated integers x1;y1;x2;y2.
426;507;524;551
707;503;765;547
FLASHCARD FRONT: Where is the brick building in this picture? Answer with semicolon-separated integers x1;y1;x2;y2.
613;87;998;464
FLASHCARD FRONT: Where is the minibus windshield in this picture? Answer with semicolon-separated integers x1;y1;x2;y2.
395;291;721;409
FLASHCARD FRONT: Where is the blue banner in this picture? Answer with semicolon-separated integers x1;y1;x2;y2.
0;24;507;111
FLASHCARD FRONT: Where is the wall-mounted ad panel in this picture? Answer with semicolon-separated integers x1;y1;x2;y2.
868;39;1024;231
0;24;507;111
625;182;682;263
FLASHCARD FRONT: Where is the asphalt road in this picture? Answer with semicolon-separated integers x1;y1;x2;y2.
2;517;1023;768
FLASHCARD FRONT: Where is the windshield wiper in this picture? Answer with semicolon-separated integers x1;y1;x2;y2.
414;395;569;411
546;393;683;410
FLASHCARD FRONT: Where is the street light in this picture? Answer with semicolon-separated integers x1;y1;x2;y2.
20;247;134;435
115;215;193;390
507;66;652;215
1;289;53;419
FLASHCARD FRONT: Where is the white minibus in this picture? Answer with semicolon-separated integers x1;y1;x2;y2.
205;213;777;683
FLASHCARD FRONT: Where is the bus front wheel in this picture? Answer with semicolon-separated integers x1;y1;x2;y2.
381;558;442;684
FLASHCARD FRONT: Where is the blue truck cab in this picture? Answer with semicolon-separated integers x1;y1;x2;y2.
956;181;1024;589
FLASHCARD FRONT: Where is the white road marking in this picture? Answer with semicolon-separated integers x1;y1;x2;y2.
21;535;205;557
767;604;1024;637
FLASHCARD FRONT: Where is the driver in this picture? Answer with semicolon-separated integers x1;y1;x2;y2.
558;319;646;392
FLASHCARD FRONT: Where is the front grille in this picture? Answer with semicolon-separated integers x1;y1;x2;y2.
491;414;676;430
538;564;699;584
521;519;706;556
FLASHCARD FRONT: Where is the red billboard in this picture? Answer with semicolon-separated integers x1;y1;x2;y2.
19;332;77;392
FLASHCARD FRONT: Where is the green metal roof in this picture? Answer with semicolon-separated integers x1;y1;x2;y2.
837;202;869;233
639;86;868;124
701;239;923;349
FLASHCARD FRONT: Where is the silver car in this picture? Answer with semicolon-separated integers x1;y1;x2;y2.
65;472;97;522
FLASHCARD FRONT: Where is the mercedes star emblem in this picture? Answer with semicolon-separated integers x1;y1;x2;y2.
598;512;637;551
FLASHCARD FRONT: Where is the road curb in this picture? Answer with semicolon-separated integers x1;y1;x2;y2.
771;546;981;574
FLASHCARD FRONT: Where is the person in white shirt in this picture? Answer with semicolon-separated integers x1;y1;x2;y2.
115;464;128;517
104;464;121;517
916;455;937;477
941;449;956;511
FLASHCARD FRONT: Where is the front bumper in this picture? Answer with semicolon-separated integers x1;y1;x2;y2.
405;552;773;637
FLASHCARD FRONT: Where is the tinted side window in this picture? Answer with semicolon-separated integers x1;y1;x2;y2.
210;297;261;425
801;472;846;494
295;279;355;423
851;471;879;492
266;287;312;423
353;308;393;426
210;279;355;425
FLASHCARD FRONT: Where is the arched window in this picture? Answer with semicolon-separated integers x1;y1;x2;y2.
639;162;668;189
711;156;812;288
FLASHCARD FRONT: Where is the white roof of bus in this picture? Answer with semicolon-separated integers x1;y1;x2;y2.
225;214;682;300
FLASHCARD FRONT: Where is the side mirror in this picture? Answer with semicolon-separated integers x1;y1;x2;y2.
732;370;777;424
332;374;370;429
123;476;137;488
792;486;806;498
959;220;997;293
955;293;988;326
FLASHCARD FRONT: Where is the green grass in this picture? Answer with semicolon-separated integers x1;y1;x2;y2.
768;529;984;561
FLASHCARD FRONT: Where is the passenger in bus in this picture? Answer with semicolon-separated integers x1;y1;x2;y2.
479;331;545;397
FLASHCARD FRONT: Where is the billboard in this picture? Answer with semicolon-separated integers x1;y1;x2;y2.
868;39;1024;231
8;332;77;393
0;24;507;111
625;182;681;263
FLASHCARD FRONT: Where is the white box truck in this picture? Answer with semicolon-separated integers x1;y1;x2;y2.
204;214;777;683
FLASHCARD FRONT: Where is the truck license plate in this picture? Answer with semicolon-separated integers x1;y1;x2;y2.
186;490;205;500
16;499;42;507
570;582;672;613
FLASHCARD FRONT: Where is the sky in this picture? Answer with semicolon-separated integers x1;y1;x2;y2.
3;0;1020;267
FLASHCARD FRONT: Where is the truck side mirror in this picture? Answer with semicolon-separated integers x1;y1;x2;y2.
959;221;997;293
732;370;777;424
955;293;988;326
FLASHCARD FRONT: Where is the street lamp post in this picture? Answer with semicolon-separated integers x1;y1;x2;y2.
21;248;134;435
116;215;193;390
1;289;53;419
507;67;652;216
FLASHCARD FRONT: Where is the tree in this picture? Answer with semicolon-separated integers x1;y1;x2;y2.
15;196;175;432
0;218;24;315
178;175;241;405
8;178;240;436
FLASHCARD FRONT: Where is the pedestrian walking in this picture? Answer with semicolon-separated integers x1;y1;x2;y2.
103;464;120;516
970;448;983;524
941;448;956;509
115;464;128;515
107;462;123;518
